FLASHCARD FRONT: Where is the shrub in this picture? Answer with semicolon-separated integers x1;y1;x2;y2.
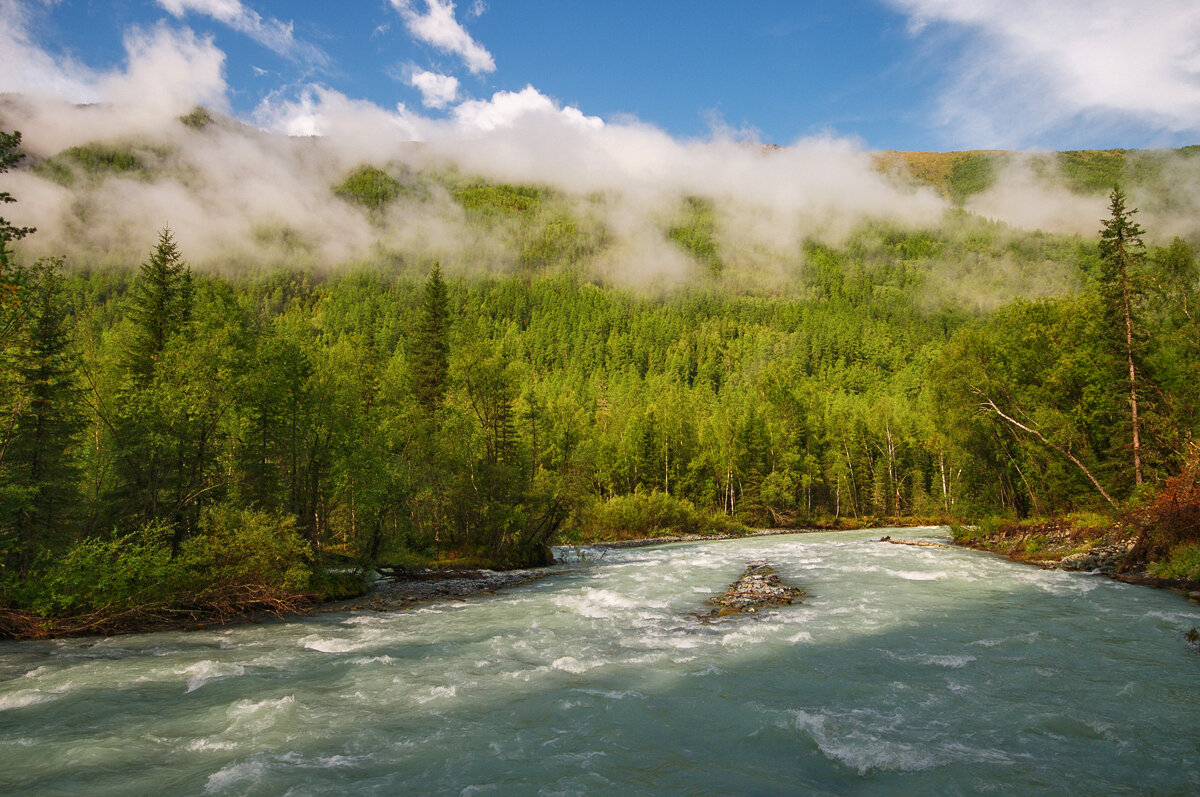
1148;543;1200;582
177;504;313;595
454;181;544;215
29;525;175;616
1134;445;1200;562
571;490;744;541
25;505;315;620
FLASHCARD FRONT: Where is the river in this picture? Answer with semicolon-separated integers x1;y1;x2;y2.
2;528;1199;795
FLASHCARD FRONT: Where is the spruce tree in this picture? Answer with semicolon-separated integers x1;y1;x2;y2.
1098;186;1147;486
3;258;82;570
412;264;450;415
125;227;192;380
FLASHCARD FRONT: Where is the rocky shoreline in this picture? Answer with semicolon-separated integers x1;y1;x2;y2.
949;523;1200;599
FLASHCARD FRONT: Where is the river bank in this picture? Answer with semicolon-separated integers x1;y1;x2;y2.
950;518;1200;598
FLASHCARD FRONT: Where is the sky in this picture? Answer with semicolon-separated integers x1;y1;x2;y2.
3;0;1200;152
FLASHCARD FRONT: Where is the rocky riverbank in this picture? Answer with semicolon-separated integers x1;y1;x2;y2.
951;520;1200;598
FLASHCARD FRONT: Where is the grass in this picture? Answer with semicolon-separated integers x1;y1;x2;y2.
873;150;1005;200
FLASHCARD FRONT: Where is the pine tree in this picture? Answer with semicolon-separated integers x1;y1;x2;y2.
125;227;192;380
1098;186;1147;486
2;258;82;571
412;264;450;415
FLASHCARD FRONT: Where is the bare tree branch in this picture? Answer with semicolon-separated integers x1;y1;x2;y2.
976;390;1117;509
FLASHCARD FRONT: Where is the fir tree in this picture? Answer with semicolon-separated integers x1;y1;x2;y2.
125;227;192;380
2;258;82;571
1098;186;1147;486
412;263;450;415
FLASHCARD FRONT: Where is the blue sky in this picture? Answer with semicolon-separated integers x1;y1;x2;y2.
4;0;1200;151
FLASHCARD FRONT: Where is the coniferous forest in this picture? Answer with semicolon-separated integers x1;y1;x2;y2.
3;126;1200;635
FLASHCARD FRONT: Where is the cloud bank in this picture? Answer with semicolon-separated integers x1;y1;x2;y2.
2;0;1198;298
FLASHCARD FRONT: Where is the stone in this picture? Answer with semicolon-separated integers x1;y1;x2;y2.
693;561;805;622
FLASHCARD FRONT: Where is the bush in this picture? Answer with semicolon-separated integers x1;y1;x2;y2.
1134;445;1200;561
570;490;744;541
1148;543;1200;582
177;504;313;595
29;525;175;616
25;505;315;620
454;181;544;215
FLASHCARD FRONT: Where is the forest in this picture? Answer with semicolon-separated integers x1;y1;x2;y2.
2;125;1200;635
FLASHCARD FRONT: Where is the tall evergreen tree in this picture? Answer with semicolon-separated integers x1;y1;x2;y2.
412;264;450;415
110;229;196;533
2;258;82;571
125;227;192;380
1098;186;1147;486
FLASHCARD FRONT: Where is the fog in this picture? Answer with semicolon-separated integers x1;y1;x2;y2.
2;19;1198;293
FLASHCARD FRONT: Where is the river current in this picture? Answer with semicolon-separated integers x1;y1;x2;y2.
2;528;1199;795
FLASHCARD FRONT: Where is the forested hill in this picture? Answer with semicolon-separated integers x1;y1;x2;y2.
2;112;1200;633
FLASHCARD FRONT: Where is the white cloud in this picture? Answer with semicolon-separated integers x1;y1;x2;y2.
0;0;101;102
156;0;328;65
410;69;459;108
451;85;603;133
390;0;495;75
0;5;229;149
887;0;1200;145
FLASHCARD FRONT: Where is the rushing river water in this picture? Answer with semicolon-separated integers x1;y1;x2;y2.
3;528;1200;795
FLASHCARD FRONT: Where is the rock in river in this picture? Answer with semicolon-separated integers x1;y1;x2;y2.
694;561;805;621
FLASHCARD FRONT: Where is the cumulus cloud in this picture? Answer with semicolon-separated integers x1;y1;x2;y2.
156;0;328;65
887;0;1200;146
390;0;496;75
409;69;459;108
452;86;603;133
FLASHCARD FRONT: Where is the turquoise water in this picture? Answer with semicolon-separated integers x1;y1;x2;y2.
2;528;1199;795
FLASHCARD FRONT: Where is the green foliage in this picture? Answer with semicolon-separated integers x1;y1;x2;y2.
29;525;175;615
124;228;192;376
34;143;147;186
0;130;36;267
333;165;404;211
572;490;745;541
947;153;997;205
454;181;545;216
0;257;83;573
1056;149;1127;195
179;107;215;130
412;264;450;413
25;505;313;617
1148;543;1200;581
177;504;312;594
668;196;724;274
